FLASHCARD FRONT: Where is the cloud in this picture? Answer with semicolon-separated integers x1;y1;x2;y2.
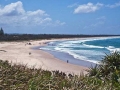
84;16;105;30
96;16;106;20
0;1;65;28
55;20;66;26
106;1;120;8
0;1;25;16
68;3;78;8
90;21;104;27
27;10;48;17
84;21;104;30
107;25;120;30
74;2;103;14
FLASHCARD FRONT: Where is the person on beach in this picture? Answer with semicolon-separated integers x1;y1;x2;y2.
29;52;31;55
67;60;69;63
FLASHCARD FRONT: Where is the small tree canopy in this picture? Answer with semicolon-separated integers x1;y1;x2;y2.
0;27;4;36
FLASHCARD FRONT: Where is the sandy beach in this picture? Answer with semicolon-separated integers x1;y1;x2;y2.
0;39;88;75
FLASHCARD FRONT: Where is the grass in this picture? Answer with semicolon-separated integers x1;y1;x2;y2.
0;52;120;90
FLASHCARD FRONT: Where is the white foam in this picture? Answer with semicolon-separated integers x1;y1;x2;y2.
49;42;54;44
57;37;119;49
39;47;51;50
64;50;100;64
54;46;100;64
106;46;120;53
54;47;65;51
58;43;71;47
81;36;120;43
83;43;104;49
57;37;120;49
40;47;55;51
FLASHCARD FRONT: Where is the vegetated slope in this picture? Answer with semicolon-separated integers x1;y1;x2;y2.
0;52;120;90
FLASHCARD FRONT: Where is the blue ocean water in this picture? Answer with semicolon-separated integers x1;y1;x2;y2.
41;37;120;64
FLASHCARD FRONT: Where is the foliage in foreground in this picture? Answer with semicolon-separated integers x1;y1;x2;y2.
88;52;120;90
0;52;120;90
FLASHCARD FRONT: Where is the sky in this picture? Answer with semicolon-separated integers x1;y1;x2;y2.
0;0;120;34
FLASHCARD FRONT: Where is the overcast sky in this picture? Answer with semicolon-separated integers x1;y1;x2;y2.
0;0;120;34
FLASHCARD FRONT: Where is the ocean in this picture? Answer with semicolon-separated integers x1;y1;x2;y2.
40;37;120;66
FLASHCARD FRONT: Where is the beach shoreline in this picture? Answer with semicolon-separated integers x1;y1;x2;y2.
0;38;95;75
0;36;119;75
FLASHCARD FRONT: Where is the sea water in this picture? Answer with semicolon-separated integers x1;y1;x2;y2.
40;37;120;64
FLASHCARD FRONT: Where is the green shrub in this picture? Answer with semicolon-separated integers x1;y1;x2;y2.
88;52;120;89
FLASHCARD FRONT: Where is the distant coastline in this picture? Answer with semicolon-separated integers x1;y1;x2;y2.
0;34;120;41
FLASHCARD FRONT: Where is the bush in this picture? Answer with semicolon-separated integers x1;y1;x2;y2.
88;52;120;89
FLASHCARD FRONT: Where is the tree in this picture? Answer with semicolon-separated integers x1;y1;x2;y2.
0;27;4;36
